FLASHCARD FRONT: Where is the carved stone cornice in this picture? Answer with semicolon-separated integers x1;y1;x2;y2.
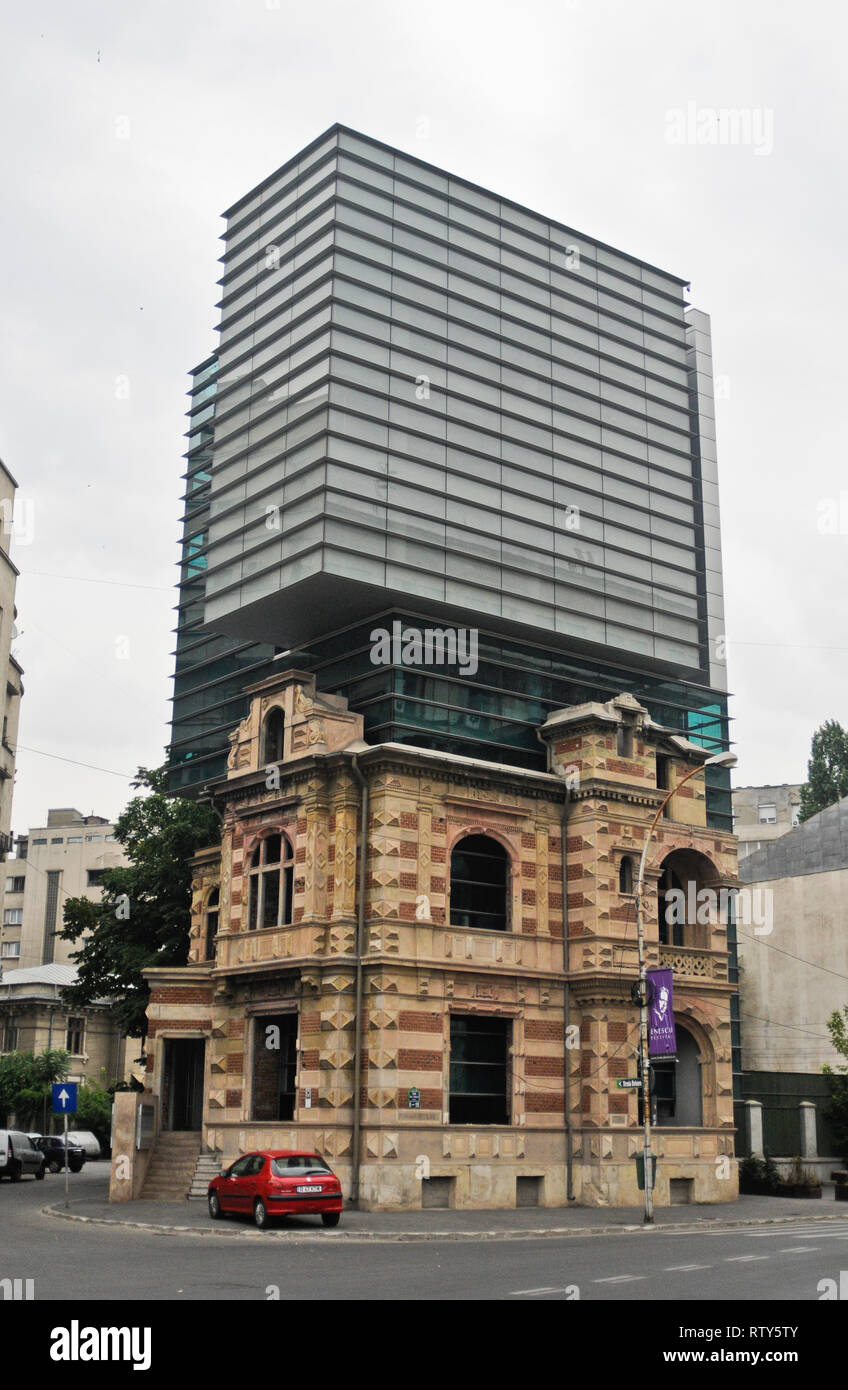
569;779;665;810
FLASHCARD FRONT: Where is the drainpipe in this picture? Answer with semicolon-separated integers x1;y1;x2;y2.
538;729;575;1201
45;1005;54;1134
349;753;369;1207
560;788;575;1201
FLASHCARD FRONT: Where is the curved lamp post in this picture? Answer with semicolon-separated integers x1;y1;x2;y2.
635;748;737;1223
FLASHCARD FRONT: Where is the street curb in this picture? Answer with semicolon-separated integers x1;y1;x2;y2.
41;1204;848;1245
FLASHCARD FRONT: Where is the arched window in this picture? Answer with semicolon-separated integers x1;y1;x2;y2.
247;833;294;931
658;864;686;946
618;856;634;895
262;707;285;764
449;834;509;932
658;849;719;949
204;886;219;962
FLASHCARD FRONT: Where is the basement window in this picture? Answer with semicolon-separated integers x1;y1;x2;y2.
449;1015;510;1125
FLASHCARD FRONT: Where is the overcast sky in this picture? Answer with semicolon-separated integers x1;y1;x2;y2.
0;0;845;832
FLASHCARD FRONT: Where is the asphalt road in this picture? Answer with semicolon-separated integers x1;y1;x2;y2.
3;1166;847;1301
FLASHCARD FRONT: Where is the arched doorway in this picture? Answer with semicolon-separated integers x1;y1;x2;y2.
652;1025;703;1128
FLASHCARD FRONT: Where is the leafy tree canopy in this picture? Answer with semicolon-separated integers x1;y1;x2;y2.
0;1049;68;1129
823;1006;848;1163
58;766;220;1037
74;1071;117;1152
798;720;848;823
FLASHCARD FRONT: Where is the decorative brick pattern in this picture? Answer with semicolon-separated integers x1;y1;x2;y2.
147;676;736;1213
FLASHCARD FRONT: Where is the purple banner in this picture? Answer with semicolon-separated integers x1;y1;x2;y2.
647;968;677;1058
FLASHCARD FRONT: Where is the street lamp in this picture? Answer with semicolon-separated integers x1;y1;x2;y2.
634;748;737;1224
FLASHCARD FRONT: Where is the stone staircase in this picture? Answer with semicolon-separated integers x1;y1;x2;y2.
189;1150;225;1200
140;1131;202;1200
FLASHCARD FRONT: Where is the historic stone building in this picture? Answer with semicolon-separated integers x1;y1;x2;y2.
139;668;738;1210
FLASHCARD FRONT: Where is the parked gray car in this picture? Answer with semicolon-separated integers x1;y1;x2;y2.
0;1130;46;1181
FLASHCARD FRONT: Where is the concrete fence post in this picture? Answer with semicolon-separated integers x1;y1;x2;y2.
744;1099;764;1157
799;1100;818;1160
109;1091;159;1201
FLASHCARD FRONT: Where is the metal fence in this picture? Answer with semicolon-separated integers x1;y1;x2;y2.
736;1071;838;1158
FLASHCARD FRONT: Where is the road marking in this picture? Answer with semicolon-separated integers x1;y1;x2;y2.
780;1247;819;1253
509;1286;572;1296
725;1255;769;1262
663;1264;711;1272
593;1274;645;1283
747;1224;848;1238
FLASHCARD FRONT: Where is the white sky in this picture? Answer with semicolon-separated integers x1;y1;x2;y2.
0;0;845;832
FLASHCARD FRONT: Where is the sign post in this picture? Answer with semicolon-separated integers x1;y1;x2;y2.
52;1083;78;1208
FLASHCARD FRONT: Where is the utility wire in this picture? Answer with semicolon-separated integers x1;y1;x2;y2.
737;928;848;984
14;746;135;780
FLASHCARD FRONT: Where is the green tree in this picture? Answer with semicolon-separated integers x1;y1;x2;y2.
58;766;220;1038
0;1049;68;1129
823;1006;848;1163
74;1071;117;1153
799;720;848;823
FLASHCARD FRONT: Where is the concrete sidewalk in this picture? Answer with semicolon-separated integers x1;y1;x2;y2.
44;1185;848;1241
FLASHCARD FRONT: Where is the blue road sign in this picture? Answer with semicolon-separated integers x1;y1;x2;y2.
52;1082;78;1116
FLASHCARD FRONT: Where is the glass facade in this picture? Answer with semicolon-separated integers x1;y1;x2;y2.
170;354;278;792
168;125;731;831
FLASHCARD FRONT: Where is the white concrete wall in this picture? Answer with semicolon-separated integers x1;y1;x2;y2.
738;866;848;1072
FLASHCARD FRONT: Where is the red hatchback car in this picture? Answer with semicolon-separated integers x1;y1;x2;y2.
207;1149;343;1229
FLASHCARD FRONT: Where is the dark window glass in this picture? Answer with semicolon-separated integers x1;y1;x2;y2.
247;835;294;930
658;865;685;946
619;857;633;895
270;1155;331;1176
449;834;508;932
205;887;219;962
449;1015;510;1124
252;1013;298;1121
263;708;285;763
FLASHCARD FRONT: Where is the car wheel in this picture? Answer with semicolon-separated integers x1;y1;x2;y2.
208;1191;224;1220
10;1161;22;1183
48;1160;60;1174
35;1165;45;1181
321;1212;340;1228
253;1197;269;1229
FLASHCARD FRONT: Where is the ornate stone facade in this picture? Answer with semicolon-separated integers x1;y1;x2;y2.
144;674;739;1209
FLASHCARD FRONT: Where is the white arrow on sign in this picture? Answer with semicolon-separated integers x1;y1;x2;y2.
58;1088;70;1107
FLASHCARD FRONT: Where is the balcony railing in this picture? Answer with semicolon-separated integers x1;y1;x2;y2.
659;945;728;982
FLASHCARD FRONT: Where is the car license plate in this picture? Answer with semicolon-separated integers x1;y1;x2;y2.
297;1184;321;1193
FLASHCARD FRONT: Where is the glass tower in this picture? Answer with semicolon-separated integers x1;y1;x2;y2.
168;124;730;829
